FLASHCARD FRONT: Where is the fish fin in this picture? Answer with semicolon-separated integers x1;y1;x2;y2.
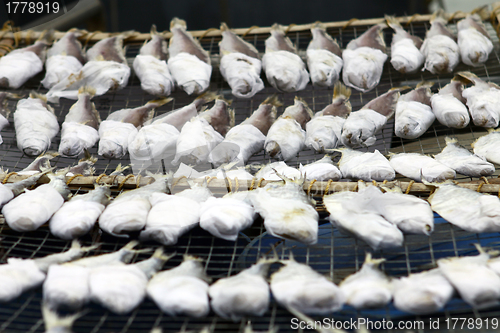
455;71;479;85
146;97;173;108
170;17;187;30
194;91;219;109
333;81;352;100
416;81;434;89
78;85;96;97
389;85;411;92
262;94;283;107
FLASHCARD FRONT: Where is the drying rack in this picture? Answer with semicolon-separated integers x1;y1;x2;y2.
2;6;500;332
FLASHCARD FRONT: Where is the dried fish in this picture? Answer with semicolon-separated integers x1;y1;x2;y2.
342;24;387;92
17;151;58;176
66;152;97;177
262;24;309;92
392;268;454;314
168;18;211;95
394;82;435;140
305;82;351;152
386;16;424;74
0;92;20;145
209;95;279;166
457;14;493;67
430;80;469;128
389;153;456;182
147;255;211;317
341;88;400;147
340;254;392;309
254;161;301;181
0;170;49;208
299;155;341;181
219;23;264;98
264;97;312;161
14;93;59;156
420;11;459;74
307;22;343;87
98;98;171;159
42;30;85;89
270;253;344;314
473;129;500;165
335;148;395;182
69;240;141;268
134;25;174;96
434;137;495;177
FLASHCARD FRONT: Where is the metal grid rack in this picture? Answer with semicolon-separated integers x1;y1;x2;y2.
1;14;500;332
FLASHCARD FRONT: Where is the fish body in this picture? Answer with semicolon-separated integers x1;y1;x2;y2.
386;16;424;73
473;130;500;165
389;153;455;182
430;80;469;128
0;171;48;208
299;155;341;181
336;148;395;182
457;14;493;67
255;161;301;181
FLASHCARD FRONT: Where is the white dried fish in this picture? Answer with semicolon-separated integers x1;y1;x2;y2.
386;16;424;74
340;254;392;309
392;268;454;314
209;95;279;166
262;24;309;92
457;13;493;67
250;173;318;245
307;22;343;87
254;161;301;181
420;11;459;74
473;129;500;165
430;80;469;128
264;97;312;161
335;148;395;182
270;253;344;314
434;137;494;177
0;170;48;208
147;255;211;317
427;182;500;233
134;25;174;96
299;155;341;181
69;240;141;268
342;24;387;92
89;248;173;314
457;71;500;128
219;23;264;98
389;153;455;182
14;93;59;156
42;30;85;89
168;18;211;95
98;98;170;159
305;82;351;152
2;172;70;232
341;88;400;147
438;245;500;308
0;92;20;145
394;82;435;140
209;256;276;321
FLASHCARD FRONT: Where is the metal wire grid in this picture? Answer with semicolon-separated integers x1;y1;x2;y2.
1;18;500;332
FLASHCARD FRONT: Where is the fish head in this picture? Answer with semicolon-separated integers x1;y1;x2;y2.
59;137;84;158
22;137;50;157
181;81;207;96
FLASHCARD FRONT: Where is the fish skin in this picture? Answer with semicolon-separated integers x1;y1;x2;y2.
431;80;469;128
472;130;500;165
421;15;459;74
220;23;259;58
395;84;435;140
386;16;424;73
389;153;455;182
336;148;395;182
169;18;210;64
86;36;127;64
299;156;342;181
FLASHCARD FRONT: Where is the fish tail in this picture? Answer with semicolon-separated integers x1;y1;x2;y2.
471;5;490;20
416;81;434;89
431;8;448;24
195;91;219;107
78;240;100;253
79;149;98;164
5;92;22;100
310;21;326;30
183;254;204;262
389;85;411;92
262;94;283;108
78;85;97;97
385;15;402;30
146;97;173;109
42;303;84;332
271;23;285;35
220;22;229;32
29;91;48;102
113;163;131;175
150;24;158;35
228;107;235;128
151;247;176;262
455;71;479;85
444;136;459;145
123;240;140;251
364;252;386;266
294;96;314;118
333;81;351;100
36;28;55;44
170;17;187;30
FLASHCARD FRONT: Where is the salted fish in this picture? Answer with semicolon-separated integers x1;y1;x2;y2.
430;80;469;128
458;71;500;128
46;35;131;103
89;248;173;314
209;95;279;166
0;92;20;145
307;22;343;87
394;82;435;140
250;173;318;245
457;14;493;67
16;151;58;176
42;30;85;89
264;97;312;161
173;99;234;165
147;255;210;317
393;268;454;314
98;97;170;159
421;12;459;74
342;24;387;92
305;82;351;152
254;161;301;181
200;191;255;241
219;23;264;98
209;256;276;321
389;153;455;182
299;155;341;181
341;88;400;147
99;175;169;237
140;180;212;245
0;240;92;302
434;137;494;177
386;16;424;74
324;184;403;249
0;171;48;208
428;182;500;233
14;93;59;156
438;245;500;308
336;148;395;182
473;129;500;165
2;172;70;232
340;254;392;309
168;18;211;95
262;24;309;92
270;253;344;314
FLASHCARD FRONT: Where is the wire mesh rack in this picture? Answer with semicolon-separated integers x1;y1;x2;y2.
1;12;500;333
